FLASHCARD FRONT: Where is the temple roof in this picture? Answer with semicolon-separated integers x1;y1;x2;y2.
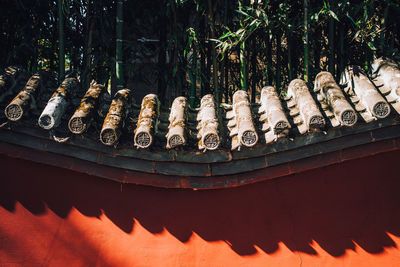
1;60;400;189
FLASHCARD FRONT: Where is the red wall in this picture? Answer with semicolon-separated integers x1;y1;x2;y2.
1;150;400;266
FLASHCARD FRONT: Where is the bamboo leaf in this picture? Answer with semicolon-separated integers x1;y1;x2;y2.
236;9;250;17
353;30;360;41
346;14;358;26
235;28;245;36
220;31;232;39
311;13;319;22
367;42;376;51
329;10;340;21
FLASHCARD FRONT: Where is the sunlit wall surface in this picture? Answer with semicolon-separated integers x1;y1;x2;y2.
1;150;400;266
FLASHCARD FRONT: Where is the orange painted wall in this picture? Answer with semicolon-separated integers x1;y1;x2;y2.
1;150;400;267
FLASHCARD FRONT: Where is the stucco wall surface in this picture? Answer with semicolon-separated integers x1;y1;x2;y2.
1;150;400;267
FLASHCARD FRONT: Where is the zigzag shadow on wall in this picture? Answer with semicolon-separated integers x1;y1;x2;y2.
1;150;399;257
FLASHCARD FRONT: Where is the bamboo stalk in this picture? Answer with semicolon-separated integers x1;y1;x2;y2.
303;0;309;82
115;0;124;91
238;0;246;91
263;0;272;86
200;16;206;96
339;25;344;75
222;0;228;102
39;78;79;130
240;41;247;90
189;52;197;107
265;30;272;85
380;4;389;54
251;38;257;103
189;13;197;108
157;10;167;104
287;32;293;81
224;58;229;102
276;33;281;90
58;0;65;81
205;36;211;95
328;17;335;74
208;0;219;103
82;1;95;90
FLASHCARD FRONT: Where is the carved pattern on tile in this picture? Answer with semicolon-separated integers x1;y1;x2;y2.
227;90;258;151
39;78;79;130
166;96;187;149
100;88;131;146
314;71;357;127
134;94;160;149
258;86;290;143
5;73;41;121
197;94;220;151
69;83;104;134
372;58;400;114
340;66;390;122
286;79;325;134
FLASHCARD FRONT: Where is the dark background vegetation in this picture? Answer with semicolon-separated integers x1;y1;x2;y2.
0;0;400;105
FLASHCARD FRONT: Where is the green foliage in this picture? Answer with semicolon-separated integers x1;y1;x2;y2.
0;0;400;103
213;3;270;58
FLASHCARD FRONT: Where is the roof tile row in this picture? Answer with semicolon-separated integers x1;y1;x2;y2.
0;58;399;153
